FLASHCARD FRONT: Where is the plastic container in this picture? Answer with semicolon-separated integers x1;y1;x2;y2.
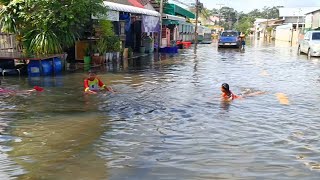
28;61;41;76
41;60;53;76
139;46;146;53
53;57;62;74
84;56;91;65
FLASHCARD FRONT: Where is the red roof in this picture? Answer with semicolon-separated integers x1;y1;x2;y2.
128;0;144;8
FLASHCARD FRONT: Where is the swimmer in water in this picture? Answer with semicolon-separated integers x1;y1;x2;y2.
221;83;265;101
0;80;44;95
221;83;240;100
84;70;114;94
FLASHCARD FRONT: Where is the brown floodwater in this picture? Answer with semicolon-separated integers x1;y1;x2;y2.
1;38;320;179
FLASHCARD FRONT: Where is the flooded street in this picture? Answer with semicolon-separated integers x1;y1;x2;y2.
1;39;320;179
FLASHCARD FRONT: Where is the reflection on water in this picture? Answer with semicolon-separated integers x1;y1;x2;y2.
1;41;320;179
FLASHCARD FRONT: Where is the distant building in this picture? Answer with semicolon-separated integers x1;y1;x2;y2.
279;7;320;29
305;8;320;31
253;18;285;40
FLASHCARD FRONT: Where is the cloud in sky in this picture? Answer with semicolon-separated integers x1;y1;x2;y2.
169;0;320;12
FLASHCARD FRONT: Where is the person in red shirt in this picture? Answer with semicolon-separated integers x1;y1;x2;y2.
0;80;44;95
84;70;114;94
221;83;266;101
221;83;240;100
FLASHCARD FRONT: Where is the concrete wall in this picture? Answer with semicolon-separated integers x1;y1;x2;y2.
312;11;320;29
275;26;299;45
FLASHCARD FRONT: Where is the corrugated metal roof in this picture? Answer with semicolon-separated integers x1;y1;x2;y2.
106;0;131;6
104;1;160;17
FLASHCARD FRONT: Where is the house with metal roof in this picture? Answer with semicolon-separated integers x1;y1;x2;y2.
305;8;320;31
279;7;320;29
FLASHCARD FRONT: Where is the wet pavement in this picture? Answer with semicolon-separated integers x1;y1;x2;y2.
1;38;320;179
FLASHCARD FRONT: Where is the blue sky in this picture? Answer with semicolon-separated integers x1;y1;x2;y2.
169;0;320;12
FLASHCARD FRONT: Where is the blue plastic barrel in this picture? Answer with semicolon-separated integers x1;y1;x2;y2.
41;60;53;76
28;61;41;76
53;57;62;74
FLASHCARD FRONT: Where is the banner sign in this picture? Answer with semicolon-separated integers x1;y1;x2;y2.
142;15;160;33
107;10;119;21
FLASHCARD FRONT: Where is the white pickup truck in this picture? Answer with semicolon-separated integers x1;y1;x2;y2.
298;31;320;59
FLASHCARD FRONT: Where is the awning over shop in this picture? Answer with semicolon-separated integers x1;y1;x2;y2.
163;14;186;22
104;1;161;17
164;3;195;19
162;19;180;25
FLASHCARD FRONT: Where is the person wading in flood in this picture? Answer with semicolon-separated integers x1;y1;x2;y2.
238;32;246;50
84;70;114;94
221;83;265;101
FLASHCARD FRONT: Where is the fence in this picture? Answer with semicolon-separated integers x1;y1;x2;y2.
0;33;16;52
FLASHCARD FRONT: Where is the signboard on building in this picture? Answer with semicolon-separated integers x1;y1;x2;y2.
142;15;160;33
107;10;119;21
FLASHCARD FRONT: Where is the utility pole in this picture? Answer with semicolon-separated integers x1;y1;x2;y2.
265;11;268;40
194;0;200;50
296;8;301;44
158;0;164;53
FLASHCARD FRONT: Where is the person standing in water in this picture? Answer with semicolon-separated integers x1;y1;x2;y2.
239;32;246;50
84;70;114;94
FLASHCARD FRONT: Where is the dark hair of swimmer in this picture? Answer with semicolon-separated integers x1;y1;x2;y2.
221;83;229;91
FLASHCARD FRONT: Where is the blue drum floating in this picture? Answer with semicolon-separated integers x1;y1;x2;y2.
53;57;62;74
28;61;41;76
41;60;53;76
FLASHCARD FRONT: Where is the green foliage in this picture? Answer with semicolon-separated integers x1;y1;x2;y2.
0;9;17;33
235;16;254;35
99;20;114;37
95;38;107;55
84;47;91;56
261;6;280;19
0;0;108;55
28;29;62;54
207;6;280;31
107;36;120;52
0;0;10;5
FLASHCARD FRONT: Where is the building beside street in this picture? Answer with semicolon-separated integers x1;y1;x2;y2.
279;7;320;30
75;0;161;60
162;3;195;47
253;19;284;40
253;19;269;39
273;7;320;45
305;8;320;31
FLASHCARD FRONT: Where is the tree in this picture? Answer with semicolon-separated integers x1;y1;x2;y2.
220;7;237;27
0;0;108;54
261;6;280;19
235;16;255;34
248;9;263;18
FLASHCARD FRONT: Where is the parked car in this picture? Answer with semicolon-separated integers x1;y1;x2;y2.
218;30;240;48
298;31;320;58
